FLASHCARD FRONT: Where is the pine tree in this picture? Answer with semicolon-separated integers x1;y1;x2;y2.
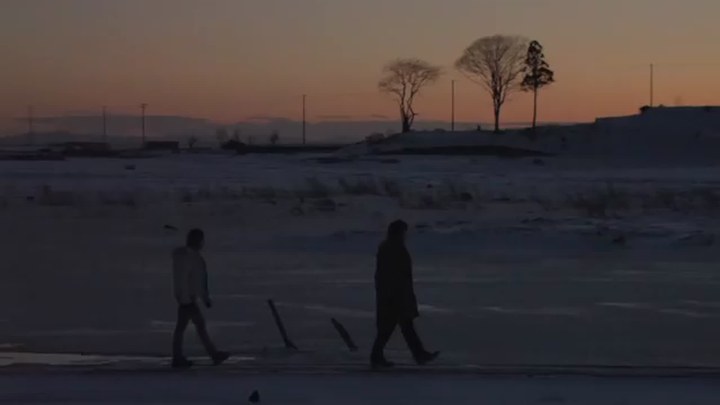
522;41;555;129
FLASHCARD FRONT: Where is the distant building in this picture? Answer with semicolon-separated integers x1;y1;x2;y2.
47;142;112;157
143;141;179;151
51;142;110;152
595;106;720;134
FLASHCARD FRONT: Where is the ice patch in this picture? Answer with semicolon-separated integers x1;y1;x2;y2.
320;279;371;286
598;303;714;318
150;320;255;331
0;352;256;367
657;309;714;318
279;303;374;319
597;302;655;310
212;321;256;328
418;304;455;315
216;293;260;300
0;353;158;367
479;307;584;317
681;300;720;309
26;329;135;337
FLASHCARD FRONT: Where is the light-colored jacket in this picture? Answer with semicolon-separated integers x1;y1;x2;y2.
172;247;209;305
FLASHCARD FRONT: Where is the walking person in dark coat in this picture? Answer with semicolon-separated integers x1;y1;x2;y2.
370;220;439;368
171;229;230;368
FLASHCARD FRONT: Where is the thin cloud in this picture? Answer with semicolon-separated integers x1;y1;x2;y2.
245;115;294;123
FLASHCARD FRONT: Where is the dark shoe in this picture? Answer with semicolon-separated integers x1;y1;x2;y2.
415;351;439;366
371;358;395;369
212;351;230;366
171;357;194;369
248;390;261;403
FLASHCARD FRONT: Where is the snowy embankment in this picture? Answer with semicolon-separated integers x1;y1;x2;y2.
3;153;720;223
338;106;720;163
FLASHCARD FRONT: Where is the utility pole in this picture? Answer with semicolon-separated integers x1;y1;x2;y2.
451;80;456;132
102;106;108;143
140;103;147;146
27;106;34;145
650;64;654;107
302;94;307;145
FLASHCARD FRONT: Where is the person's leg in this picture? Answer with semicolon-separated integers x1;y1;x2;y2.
371;316;397;363
399;320;427;359
400;320;439;365
172;305;192;365
187;304;219;357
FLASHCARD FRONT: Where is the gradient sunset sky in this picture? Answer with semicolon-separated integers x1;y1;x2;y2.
2;0;720;132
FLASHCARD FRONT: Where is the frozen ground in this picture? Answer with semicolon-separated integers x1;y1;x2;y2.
5;371;720;404
2;154;720;369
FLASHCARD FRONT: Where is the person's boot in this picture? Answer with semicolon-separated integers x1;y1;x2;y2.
370;355;395;369
212;351;231;366
171;357;194;369
415;351;440;366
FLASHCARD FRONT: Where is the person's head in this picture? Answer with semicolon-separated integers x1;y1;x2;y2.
386;220;408;243
186;228;205;250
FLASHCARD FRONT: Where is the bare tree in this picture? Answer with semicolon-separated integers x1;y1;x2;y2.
456;35;528;132
187;135;198;150
216;128;228;148
269;130;280;145
379;58;442;133
521;40;555;129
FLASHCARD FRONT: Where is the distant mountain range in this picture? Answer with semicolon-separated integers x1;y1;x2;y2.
0;114;578;146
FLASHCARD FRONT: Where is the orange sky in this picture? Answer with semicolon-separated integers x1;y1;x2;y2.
2;0;720;132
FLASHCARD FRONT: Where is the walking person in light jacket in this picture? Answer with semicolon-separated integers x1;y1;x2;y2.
171;228;229;368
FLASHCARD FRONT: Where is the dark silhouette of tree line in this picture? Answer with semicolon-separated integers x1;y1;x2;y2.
379;35;555;133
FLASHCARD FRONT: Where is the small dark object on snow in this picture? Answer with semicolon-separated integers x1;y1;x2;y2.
314;198;337;212
331;318;359;352
125;164;136;171
533;158;545;166
248;390;260;403
459;192;473;202
267;299;298;350
612;235;626;246
164;224;178;231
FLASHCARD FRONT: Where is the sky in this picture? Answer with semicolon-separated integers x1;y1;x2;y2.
1;0;720;135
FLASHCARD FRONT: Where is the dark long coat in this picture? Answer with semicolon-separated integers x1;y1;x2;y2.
374;240;419;324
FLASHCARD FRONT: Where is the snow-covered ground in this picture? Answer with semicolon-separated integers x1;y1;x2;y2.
4;372;720;404
2;152;720;370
